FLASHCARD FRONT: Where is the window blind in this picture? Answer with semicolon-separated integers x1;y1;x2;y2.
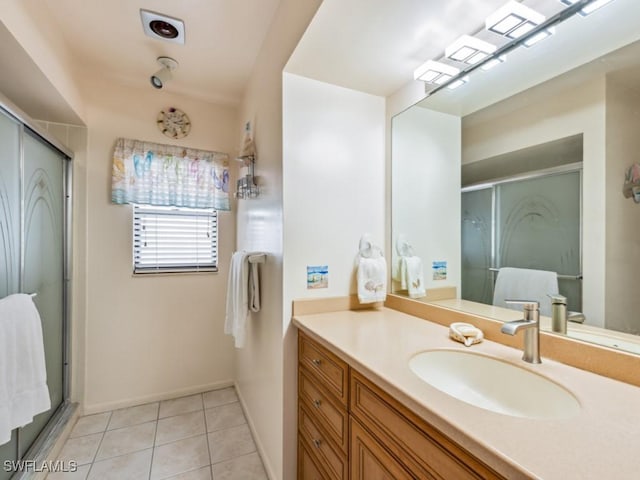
133;204;218;274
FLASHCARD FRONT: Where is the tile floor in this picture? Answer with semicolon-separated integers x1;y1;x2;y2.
46;387;268;480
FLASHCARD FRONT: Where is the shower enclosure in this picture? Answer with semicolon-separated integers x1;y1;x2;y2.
0;98;73;479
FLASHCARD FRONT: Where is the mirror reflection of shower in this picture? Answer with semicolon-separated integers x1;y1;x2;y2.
461;135;582;313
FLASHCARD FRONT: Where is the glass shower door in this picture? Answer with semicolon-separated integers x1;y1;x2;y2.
0;102;21;480
18;130;66;456
461;188;493;304
461;170;582;312
497;171;582;311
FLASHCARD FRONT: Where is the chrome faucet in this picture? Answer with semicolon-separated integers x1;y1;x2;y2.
549;294;568;334
501;300;541;364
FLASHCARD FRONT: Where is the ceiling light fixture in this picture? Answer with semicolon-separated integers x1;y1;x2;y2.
486;1;546;39
445;35;497;65
150;57;178;89
560;0;614;16
413;60;460;84
140;10;185;44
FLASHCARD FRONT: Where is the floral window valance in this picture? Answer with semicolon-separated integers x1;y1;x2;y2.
111;138;230;210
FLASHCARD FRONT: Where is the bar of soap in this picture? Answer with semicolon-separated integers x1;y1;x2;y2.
449;322;484;347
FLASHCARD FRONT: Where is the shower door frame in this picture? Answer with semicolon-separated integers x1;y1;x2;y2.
0;92;76;479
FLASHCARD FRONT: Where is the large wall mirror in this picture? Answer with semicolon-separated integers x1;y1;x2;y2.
391;0;640;355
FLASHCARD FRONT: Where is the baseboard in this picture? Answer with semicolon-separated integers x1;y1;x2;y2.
235;381;278;480
82;379;235;414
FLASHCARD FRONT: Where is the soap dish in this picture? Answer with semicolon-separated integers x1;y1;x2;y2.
449;322;484;347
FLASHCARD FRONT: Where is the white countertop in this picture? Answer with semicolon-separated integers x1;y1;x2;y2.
293;307;640;480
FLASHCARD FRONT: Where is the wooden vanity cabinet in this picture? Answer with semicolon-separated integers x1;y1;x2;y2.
350;370;505;480
298;331;507;480
298;332;349;480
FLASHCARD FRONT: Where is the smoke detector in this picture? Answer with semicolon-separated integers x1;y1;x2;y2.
140;10;185;45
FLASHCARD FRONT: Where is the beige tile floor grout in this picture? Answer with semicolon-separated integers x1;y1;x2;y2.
46;387;268;480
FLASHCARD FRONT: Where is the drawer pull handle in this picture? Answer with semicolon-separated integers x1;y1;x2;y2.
313;399;321;408
312;358;322;366
313;439;322;448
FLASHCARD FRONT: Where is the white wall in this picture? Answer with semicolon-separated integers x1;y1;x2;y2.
605;77;640;334
283;73;386;298
391;106;461;294
80;73;238;413
234;2;321;479
462;77;606;327
282;72;385;475
1;0;85;122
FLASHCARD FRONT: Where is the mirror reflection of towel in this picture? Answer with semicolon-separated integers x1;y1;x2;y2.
398;256;426;299
493;267;558;316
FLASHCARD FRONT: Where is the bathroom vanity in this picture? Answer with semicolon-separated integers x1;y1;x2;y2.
298;331;504;479
293;299;640;479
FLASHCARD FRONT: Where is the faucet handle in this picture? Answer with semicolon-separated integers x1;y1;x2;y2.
505;300;539;311
547;293;567;305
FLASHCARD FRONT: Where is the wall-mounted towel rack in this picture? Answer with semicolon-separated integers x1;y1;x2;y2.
248;253;266;264
488;268;582;281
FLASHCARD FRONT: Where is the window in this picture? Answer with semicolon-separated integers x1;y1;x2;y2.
133;204;218;274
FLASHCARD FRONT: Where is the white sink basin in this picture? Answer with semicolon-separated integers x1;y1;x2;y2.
409;350;580;419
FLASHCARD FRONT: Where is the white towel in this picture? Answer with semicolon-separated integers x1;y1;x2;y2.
356;235;387;304
398;256;426;299
493;267;558;317
0;294;50;446
225;251;262;348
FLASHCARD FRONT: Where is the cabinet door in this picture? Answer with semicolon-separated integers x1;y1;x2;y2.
350;418;414;480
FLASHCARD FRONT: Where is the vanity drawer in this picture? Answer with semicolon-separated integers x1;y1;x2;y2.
298;437;327;480
350;370;505;480
299;403;348;480
299;332;349;405
299;367;349;452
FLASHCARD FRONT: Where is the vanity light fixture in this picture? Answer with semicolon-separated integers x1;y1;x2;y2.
481;55;506;70
560;0;614;16
447;76;469;90
413;60;460;84
445;35;497;65
486;1;546;39
523;27;555;47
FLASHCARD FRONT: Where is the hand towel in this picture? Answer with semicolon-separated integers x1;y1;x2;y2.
493;267;558;317
356;235;387;304
225;251;264;348
401;256;426;299
225;251;251;348
0;294;50;446
249;261;260;313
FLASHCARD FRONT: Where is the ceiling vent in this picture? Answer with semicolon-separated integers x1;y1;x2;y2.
140;10;185;45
